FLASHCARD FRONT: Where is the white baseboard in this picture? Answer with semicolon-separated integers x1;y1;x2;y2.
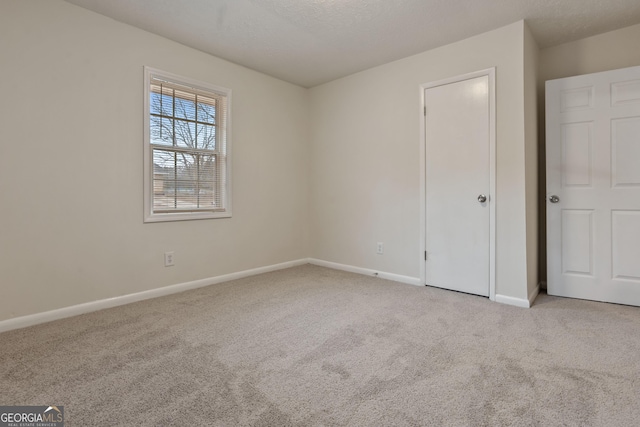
529;284;541;306
494;294;530;308
0;258;540;333
308;258;422;287
495;283;540;308
0;259;309;334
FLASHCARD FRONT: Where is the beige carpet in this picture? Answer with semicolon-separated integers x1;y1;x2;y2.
1;264;639;426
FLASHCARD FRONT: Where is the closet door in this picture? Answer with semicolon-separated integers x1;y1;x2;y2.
425;73;493;297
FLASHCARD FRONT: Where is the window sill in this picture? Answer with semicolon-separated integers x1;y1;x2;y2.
144;210;232;223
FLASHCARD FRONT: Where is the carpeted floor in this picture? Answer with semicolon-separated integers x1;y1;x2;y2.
1;264;639;426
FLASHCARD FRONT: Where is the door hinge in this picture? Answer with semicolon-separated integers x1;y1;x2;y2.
424;251;427;260
423;106;426;116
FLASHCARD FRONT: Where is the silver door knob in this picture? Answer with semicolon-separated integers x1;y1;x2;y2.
549;195;560;203
477;194;487;203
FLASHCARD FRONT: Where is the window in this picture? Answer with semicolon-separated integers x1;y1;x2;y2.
144;67;231;222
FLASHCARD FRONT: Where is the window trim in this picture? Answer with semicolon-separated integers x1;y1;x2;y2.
143;66;232;222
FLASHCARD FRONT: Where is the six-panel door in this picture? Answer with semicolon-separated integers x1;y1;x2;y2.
546;65;640;306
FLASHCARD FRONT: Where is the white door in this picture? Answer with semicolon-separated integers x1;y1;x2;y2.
546;65;640;306
424;72;494;297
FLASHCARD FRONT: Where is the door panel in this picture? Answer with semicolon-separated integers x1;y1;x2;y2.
611;211;640;280
425;75;490;297
611;79;640;105
561;122;593;187
561;210;593;276
546;65;640;306
612;117;640;186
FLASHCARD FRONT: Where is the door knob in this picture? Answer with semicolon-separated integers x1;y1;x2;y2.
549;195;560;203
477;194;487;203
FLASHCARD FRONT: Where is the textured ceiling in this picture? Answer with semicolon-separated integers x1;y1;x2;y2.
64;0;640;87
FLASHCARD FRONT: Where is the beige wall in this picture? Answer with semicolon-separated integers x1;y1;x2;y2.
537;22;640;284
0;0;310;321
524;23;540;298
540;23;640;83
309;21;534;301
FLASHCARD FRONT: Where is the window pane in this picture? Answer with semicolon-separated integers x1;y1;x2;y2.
197;98;216;124
174;119;196;148
153;188;176;210
174;90;196;120
172;154;216;181
196;123;216;150
150;91;162;116
198;154;216;183
198;188;215;207
199;154;217;208
153;149;176;210
150;86;174;116
153;148;176;171
150;116;174;146
174;180;196;197
176;153;196;181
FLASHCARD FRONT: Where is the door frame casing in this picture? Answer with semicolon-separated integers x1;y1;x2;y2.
419;68;497;300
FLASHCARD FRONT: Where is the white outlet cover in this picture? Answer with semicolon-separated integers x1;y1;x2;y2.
164;252;175;266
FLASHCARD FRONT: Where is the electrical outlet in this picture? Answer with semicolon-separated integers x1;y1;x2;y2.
376;242;384;255
164;251;175;267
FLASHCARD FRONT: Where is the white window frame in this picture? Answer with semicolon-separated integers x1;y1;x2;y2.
143;66;232;222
